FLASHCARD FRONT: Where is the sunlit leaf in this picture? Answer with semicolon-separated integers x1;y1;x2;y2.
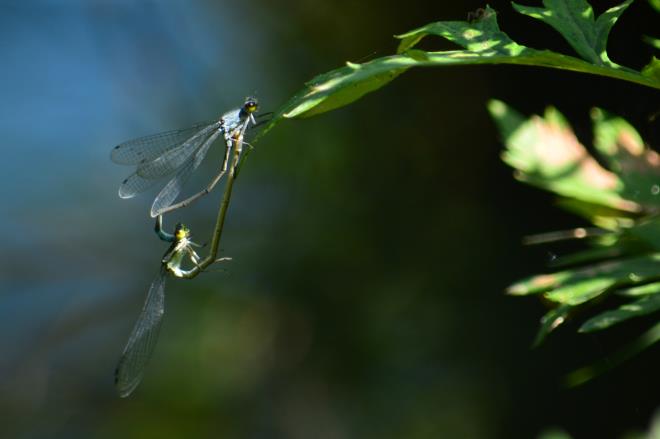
616;281;660;297
396;6;524;55
511;0;633;67
554;198;635;230
509;255;660;302
494;99;660;377
591;108;660;209
545;255;660;305
642;56;660;80
280;62;407;119
643;37;660;50
490;100;641;212
261;3;658;135
507;271;572;296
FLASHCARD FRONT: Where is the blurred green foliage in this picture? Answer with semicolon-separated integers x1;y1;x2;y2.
489;100;660;382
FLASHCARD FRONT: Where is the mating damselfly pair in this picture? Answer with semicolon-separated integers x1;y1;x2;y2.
112;97;262;397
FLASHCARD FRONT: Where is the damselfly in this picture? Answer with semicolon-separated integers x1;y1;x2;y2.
114;217;204;397
112;98;260;217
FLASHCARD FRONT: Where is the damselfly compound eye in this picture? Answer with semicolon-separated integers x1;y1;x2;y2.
244;98;258;113
174;223;189;240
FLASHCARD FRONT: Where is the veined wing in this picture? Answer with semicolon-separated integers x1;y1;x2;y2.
111;121;215;165
136;122;221;179
115;266;167;398
150;128;224;217
118;172;160;199
117;127;217;198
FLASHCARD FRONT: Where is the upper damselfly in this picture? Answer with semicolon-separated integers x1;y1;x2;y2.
112;97;260;217
114;216;205;398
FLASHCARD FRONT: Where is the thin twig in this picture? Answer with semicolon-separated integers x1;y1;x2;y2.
179;130;246;279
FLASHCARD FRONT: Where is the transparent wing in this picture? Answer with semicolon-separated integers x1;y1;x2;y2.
135;123;220;179
115;266;167;398
117;125;221;199
150;129;223;217
118;171;160;199
111;121;215;165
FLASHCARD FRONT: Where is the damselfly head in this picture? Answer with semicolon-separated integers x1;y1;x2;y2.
174;223;190;240
243;97;258;114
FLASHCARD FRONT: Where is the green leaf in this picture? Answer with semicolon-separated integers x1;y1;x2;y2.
642;56;660;80
554;198;635;230
650;0;660;12
533;304;574;347
282;62;407;119
396;6;526;55
643;36;660;50
565;320;660;386
537;429;574;439
489;100;641;212
591;108;645;160
487;99;527;140
579;293;660;332
494;101;660;369
508;254;660;304
544;277;615;304
507;270;572;295
548;246;625;268
547;255;660;304
616;281;660;297
591;108;660;209
261;4;659;135
627;217;660;251
512;0;633;67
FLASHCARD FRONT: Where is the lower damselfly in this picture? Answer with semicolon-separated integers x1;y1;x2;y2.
114;217;204;398
112;97;260;217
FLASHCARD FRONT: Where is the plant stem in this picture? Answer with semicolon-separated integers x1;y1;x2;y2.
179;138;242;279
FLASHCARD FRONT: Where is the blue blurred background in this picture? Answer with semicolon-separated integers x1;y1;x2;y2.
1;0;658;437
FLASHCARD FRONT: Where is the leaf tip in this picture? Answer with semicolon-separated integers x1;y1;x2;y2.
487;99;507;118
506;283;528;295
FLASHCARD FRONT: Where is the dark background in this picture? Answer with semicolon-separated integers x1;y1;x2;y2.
0;0;658;438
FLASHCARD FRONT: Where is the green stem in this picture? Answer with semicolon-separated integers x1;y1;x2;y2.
180;142;242;279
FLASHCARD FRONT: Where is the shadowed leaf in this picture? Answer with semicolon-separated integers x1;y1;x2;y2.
533;304;574;347
580;293;660;332
512;0;633;67
566;321;660;386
